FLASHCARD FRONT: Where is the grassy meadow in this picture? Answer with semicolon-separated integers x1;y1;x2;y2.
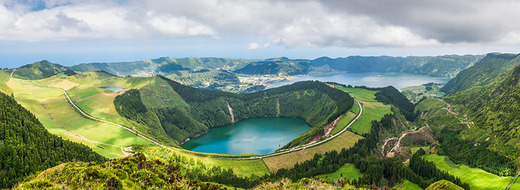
317;163;363;182
423;154;520;190
334;85;393;134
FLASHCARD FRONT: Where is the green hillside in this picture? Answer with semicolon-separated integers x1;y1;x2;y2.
441;53;520;95
0;92;106;188
446;63;520;157
12;60;74;80
114;78;353;147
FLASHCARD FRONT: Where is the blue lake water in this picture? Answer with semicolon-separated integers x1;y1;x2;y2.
181;117;311;155
100;86;125;92
267;72;450;91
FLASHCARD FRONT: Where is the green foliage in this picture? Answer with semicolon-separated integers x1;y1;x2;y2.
16;153;236;189
0;92;107;188
115;77;354;148
13;60;72;80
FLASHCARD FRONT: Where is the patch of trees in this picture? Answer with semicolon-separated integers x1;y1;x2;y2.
115;78;354;147
0;92;107;188
409;149;470;189
374;86;417;121
437;129;516;176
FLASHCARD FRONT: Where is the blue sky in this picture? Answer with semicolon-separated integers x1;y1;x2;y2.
1;0;520;68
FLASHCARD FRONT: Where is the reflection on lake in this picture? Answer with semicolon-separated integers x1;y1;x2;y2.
181;117;311;155
100;86;125;92
267;72;450;91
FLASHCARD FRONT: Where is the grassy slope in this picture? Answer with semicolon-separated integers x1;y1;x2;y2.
0;70;13;94
7;74;151;159
335;86;392;134
423;154;519;190
317;163;362;182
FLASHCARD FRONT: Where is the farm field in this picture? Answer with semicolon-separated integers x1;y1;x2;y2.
423;154;520;190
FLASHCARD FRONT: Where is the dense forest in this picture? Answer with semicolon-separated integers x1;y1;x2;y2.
114;77;353;147
0;92;106;188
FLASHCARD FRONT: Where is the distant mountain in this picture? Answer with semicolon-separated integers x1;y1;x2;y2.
441;53;520;95
310;55;483;78
0;92;106;188
70;57;255;76
234;57;310;75
12;60;74;80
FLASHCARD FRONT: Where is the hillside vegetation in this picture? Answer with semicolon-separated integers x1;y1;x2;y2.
114;78;353;147
0;92;106;188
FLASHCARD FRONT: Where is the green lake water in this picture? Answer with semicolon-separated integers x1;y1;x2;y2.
181;117;311;155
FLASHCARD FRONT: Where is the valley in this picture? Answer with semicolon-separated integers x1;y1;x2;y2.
2;53;520;189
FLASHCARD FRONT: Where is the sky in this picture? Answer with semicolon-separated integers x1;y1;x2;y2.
1;0;520;68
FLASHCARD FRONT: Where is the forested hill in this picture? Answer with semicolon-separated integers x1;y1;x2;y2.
309;54;483;78
12;60;76;80
441;53;520;95
114;77;353;147
445;62;520;156
0;92;106;188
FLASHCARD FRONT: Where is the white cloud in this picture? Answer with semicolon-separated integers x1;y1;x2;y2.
1;0;520;49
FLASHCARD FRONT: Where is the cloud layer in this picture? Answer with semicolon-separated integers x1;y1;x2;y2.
1;0;520;48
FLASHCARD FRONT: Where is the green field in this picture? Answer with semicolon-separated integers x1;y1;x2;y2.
7;76;151;159
423;154;520;190
335;85;393;134
317;163;363;182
